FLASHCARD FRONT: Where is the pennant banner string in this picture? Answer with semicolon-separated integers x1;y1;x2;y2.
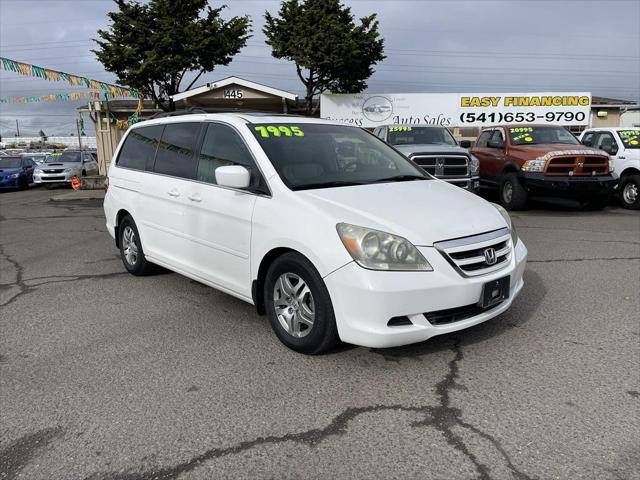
0;57;139;98
0;91;102;104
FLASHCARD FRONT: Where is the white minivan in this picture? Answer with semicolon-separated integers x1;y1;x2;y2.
104;113;528;354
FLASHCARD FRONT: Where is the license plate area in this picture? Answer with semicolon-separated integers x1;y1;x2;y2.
480;276;510;308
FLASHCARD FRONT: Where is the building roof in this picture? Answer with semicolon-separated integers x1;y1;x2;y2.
592;96;638;106
171;76;298;102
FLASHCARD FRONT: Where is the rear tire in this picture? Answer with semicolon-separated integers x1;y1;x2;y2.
499;173;528;210
619;175;640;210
118;215;157;276
264;252;339;354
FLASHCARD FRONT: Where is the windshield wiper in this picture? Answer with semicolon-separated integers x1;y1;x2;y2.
291;180;365;191
371;174;427;183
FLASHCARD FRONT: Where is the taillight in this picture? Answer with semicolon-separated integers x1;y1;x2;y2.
104;176;109;192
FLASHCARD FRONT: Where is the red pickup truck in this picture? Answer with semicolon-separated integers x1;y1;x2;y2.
470;125;616;210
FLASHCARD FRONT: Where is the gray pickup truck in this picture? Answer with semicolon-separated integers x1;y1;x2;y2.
373;125;480;192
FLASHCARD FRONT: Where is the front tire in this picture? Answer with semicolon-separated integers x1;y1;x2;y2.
499;173;528;210
118;215;156;276
264;252;339;354
619;175;640;210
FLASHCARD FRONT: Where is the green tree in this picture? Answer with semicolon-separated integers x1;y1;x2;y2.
264;0;384;115
94;0;251;111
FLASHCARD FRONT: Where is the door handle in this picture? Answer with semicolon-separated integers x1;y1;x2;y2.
187;193;202;203
167;189;180;197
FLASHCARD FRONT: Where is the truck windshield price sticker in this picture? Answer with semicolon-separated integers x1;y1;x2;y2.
389;126;412;132
618;130;639;146
510;127;534;142
254;126;305;138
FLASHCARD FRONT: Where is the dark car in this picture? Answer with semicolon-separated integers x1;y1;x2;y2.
0;156;35;190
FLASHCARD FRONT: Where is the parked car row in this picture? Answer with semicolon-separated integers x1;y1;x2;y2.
374;124;639;210
0;149;99;190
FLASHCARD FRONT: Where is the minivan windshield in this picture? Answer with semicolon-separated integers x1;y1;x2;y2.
617;129;640;149
47;151;81;163
250;123;428;190
387;126;458;146
507;126;581;146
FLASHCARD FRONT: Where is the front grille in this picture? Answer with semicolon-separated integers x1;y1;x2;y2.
545;156;608;176
434;228;512;277
43;169;64;174
425;302;502;326
410;154;469;178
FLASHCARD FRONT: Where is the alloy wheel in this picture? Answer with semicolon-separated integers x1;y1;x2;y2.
122;226;139;266
273;272;315;338
623;182;638;204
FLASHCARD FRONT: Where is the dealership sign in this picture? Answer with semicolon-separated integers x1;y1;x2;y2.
320;92;591;128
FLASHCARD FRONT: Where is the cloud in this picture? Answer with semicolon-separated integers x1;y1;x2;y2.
1;0;638;136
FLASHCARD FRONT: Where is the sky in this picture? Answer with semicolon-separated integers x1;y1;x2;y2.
0;0;639;137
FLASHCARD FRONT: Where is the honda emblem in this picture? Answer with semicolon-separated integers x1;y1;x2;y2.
484;247;497;266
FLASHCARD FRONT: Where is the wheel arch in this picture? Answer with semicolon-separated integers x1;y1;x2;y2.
501;162;520;175
620;166;640;179
114;209;132;248
253;247;313;315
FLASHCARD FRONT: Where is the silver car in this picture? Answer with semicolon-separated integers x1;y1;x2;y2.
374;125;480;192
33;150;99;185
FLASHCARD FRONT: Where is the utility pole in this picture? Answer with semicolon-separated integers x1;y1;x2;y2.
15;119;20;137
76;118;83;151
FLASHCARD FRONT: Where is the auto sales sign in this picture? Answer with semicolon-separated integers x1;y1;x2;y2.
320;92;591;128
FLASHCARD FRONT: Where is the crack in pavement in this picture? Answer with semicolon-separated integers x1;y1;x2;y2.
0;247;127;307
86;340;534;480
0;426;64;480
527;256;640;264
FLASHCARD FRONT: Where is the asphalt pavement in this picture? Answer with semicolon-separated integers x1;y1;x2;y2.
1;187;638;480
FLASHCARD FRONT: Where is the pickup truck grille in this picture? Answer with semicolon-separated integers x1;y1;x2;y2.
434;228;512;277
545;156;608;176
409;154;469;177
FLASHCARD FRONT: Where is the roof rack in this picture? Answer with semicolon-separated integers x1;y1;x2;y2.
147;107;274;120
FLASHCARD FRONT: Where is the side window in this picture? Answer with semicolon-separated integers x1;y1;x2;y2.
581;132;595;147
593;132;618;154
117;126;163;171
476;131;492;147
197;123;259;188
153;123;200;179
489;129;505;147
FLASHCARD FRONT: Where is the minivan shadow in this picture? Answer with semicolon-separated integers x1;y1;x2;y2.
364;268;546;361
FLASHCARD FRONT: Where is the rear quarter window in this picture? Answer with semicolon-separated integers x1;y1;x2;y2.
117;126;163;171
153;123;200;179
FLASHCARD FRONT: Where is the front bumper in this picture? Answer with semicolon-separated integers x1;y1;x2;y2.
0;177;20;189
33;171;77;184
519;172;617;198
441;176;480;192
324;239;527;348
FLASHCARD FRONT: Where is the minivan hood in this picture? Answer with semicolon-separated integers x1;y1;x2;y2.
394;144;469;156
299;180;506;246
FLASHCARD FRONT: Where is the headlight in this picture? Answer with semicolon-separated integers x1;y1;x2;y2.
521;159;546;172
608;159;615;173
64;168;75;173
34;168;42;174
336;223;433;271
9;173;20;179
491;203;518;245
469;154;480;175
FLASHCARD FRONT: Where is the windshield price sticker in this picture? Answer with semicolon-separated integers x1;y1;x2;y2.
509;127;533;133
254;125;304;138
389;126;412;132
618;130;639;146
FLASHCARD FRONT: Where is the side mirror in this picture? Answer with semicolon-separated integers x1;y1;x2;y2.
215;165;250;189
459;140;472;148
